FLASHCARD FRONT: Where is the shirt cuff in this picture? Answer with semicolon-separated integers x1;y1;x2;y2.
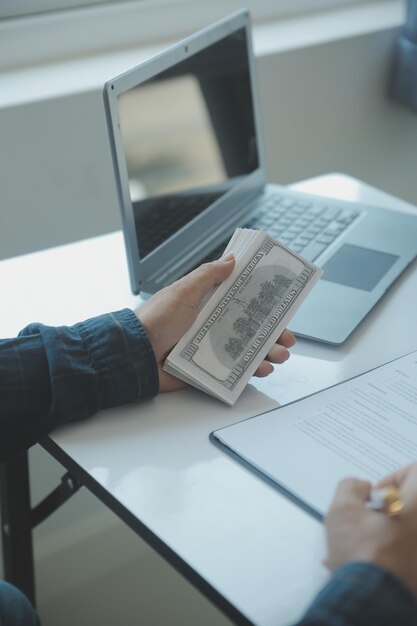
299;563;417;626
298;562;417;626
74;308;159;410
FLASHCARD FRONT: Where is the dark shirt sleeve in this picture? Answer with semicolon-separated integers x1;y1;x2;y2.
296;562;417;626
0;309;159;462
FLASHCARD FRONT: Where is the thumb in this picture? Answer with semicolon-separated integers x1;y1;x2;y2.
179;253;235;303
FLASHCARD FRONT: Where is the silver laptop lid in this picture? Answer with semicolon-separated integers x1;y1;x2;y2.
104;11;267;294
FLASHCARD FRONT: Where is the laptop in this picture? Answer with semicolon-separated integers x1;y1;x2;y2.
103;10;417;344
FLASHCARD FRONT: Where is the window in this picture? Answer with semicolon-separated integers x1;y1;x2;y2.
1;0;123;19
0;0;382;21
0;0;390;72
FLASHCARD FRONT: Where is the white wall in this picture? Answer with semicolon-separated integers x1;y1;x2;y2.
259;27;417;201
1;18;417;626
0;90;119;260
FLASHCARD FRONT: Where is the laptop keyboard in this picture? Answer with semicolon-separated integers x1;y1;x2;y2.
204;194;360;263
136;191;360;265
134;192;223;258
247;194;359;260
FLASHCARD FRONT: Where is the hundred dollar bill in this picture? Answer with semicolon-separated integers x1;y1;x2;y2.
164;229;323;405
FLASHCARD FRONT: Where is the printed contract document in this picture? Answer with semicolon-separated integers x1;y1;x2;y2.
212;351;417;517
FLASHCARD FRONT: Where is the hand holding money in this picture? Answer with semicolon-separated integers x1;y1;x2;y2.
136;247;295;393
164;228;323;404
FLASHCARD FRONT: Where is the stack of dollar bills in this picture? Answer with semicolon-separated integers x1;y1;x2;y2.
164;228;323;405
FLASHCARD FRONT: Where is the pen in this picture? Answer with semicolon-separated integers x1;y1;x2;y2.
366;486;404;516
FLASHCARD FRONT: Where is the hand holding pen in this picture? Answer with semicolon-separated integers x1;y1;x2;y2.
323;462;417;599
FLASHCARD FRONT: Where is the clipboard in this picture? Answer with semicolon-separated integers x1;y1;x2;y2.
211;349;417;520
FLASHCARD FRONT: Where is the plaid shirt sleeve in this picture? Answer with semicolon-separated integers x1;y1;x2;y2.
0;308;159;462
296;562;417;626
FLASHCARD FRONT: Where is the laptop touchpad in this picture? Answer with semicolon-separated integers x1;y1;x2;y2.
322;244;398;291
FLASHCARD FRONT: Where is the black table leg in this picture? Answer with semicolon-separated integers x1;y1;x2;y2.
0;452;35;606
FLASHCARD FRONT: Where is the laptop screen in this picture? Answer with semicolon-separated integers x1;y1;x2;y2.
117;27;259;259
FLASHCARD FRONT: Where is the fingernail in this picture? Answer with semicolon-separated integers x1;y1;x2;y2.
221;252;234;262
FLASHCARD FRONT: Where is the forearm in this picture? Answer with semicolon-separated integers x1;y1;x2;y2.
0;309;158;461
296;562;417;626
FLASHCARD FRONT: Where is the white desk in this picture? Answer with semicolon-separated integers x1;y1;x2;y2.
2;174;417;625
